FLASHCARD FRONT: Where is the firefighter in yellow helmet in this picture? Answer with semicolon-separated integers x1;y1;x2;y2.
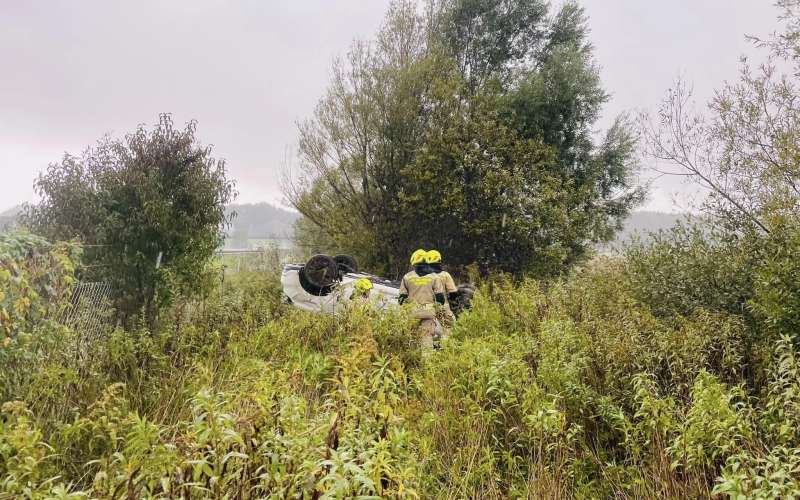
399;249;445;349
425;250;458;332
353;277;373;298
349;277;375;309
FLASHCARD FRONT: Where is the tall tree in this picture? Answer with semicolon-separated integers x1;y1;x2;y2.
427;1;643;273
23;115;236;327
404;90;562;275
428;0;548;89
285;1;432;275
287;0;643;277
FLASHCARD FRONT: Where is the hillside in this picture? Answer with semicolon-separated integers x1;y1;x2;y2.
617;210;688;243
226;203;298;238
598;210;691;254
0;205;21;231
0;203;299;242
224;202;299;249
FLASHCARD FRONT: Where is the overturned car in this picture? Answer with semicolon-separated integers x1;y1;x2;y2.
281;254;475;315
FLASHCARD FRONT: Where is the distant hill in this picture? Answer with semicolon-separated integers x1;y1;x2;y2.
1;202;299;245
1;205;22;218
224;202;299;249
616;211;688;243
0;205;22;232
600;211;690;254
4;203;686;253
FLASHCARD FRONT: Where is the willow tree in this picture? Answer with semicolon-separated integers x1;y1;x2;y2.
287;0;643;277
285;1;431;275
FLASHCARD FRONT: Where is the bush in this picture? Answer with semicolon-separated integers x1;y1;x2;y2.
0;232;81;404
23;115;236;328
625;222;759;319
750;219;800;343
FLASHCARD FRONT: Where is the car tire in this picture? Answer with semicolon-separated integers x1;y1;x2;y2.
304;254;338;289
333;254;359;274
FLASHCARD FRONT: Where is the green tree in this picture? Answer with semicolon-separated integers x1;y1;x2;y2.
287;0;642;277
429;0;549;89
404;90;562;275
750;217;800;343
23;115;236;327
285;1;432;275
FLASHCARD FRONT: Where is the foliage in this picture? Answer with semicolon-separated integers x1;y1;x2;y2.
286;0;643;277
0;232;79;339
749;217;800;342
22;114;236;327
712;335;800;498
4;226;800;498
406;91;563;275
292;215;344;261
624;222;759;319
626;214;800;353
0;232;81;405
431;0;548;89
5;2;800;498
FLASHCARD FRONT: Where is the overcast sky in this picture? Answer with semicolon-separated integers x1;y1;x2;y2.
0;0;781;213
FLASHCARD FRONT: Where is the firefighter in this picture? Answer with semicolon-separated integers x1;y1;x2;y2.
399;249;445;349
352;277;373;301
425;250;458;331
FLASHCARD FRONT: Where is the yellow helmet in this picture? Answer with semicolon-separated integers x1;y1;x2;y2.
410;249;427;265
354;278;373;293
425;249;442;264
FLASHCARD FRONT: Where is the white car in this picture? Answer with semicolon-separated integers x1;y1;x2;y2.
281;253;475;315
281;254;400;314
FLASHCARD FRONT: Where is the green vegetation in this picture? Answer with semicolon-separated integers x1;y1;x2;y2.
22;115;236;328
640;0;800;235
286;0;643;277
3;223;800;498
4;1;800;499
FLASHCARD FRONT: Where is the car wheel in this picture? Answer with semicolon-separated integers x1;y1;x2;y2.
304;254;338;289
333;254;359;274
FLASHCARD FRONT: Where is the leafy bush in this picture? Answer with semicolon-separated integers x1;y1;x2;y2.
23;115;236;328
0;231;78;339
625;222;759;319
750;219;800;343
0;232;80;405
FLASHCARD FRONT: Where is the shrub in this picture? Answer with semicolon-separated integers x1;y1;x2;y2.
750;219;800;344
23;115;236;328
625;222;759;319
0;232;81;404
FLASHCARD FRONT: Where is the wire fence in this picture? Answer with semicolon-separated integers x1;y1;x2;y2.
60;281;113;362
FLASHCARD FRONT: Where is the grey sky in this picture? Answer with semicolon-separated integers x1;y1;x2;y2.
0;0;781;213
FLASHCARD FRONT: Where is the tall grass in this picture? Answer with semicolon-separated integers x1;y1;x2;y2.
2;232;800;498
